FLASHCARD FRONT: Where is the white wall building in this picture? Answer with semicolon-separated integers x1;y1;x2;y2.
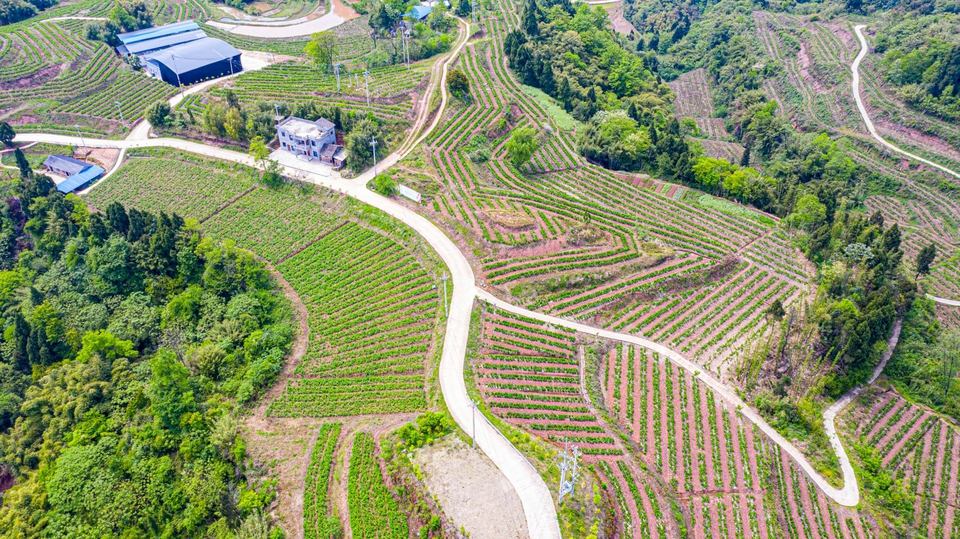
276;117;344;167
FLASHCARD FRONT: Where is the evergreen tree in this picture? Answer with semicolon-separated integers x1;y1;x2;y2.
648;124;659;146
522;0;539;36
739;145;751;167
539;61;556;95
106;202;130;235
916;243;937;279
128;208;146;242
14;148;31;178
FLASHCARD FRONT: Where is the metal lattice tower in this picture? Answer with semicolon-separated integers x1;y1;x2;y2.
557;441;581;504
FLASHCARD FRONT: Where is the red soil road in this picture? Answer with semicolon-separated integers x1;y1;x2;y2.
713;395;736;493
607;461;643;538
604;347;616;413
683;374;705;491
631;346;644;446
948;431;960;506
912;429;935;524
727;414;750;491
780;452;811;539
669;366;687;491
618;345;629;425
881;411;932;466
862;394;902;439
658;358;670;476
696;381;718;491
926;428;950;535
634;469;666;539
816;485;839;539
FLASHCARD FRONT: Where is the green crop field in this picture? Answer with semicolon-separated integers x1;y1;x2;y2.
267;222;441;417
85;152;256;220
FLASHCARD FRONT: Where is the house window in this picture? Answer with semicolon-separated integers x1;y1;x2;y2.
279;130;285;137
311;140;316;146
313;151;318;157
281;142;286;148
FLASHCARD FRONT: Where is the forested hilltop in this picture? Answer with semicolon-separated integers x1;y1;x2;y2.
0;161;292;537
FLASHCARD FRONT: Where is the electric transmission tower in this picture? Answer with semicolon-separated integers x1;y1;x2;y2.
557;441;581;504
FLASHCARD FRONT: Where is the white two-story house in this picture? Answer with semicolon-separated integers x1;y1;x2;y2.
276;116;345;168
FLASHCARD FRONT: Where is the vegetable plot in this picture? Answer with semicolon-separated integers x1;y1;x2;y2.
348;433;408;539
268;222;441;418
304;423;343;539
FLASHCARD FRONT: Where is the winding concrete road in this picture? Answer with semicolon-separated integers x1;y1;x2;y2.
928;294;960;307
851;25;960;181
476;290;863;507
15;18;563;539
13;13;929;532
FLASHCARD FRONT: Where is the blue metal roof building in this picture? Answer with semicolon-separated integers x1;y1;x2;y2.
404;5;433;20
42;155;103;193
144;37;242;86
57;166;105;194
117;21;200;46
117;29;207;56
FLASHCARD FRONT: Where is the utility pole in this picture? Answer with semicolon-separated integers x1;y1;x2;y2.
471;0;475;24
470;399;478;449
363;70;371;108
114;101;126;127
274;103;280;120
441;274;448;318
333;63;342;92
557;441;581;504
401;31;409;70
75;124;86;150
369;134;378;176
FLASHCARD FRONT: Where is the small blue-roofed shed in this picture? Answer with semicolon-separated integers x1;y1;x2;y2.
42;155;104;193
56;166;104;194
404;5;433;20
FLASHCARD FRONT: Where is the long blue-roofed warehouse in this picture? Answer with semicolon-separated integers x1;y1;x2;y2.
143;37;243;86
114;21;243;87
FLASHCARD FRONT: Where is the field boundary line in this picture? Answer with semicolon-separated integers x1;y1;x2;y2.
275;221;349;265
199;184;259;224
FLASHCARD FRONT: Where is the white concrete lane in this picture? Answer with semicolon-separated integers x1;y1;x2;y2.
927;294;960;307
476;290;864;507
11;19;564;537
851;25;960;181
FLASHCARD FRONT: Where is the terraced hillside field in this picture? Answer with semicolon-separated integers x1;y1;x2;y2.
840;385;960;538
87;149;446;419
668;68;745;162
472;304;883;539
0;21;174;138
406;19;812;380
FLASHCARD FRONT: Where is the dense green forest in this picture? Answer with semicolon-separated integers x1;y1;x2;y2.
0;162;291;538
0;0;56;25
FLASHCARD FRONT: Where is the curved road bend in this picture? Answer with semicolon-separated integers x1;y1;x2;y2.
15;18;564;539
851;25;960;181
927;294;960;307
476;290;863;507
19;13;944;530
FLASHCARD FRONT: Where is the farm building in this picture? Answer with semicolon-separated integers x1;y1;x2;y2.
42;155;104;193
115;21;202;56
276;117;346;169
143;37;243;87
404;5;433;20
